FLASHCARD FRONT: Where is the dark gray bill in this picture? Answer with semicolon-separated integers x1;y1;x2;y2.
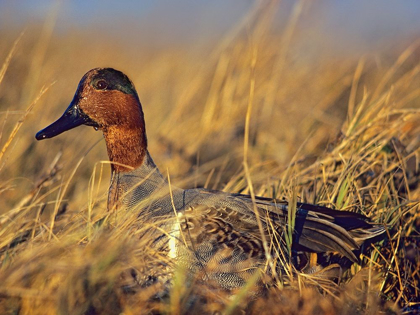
36;101;97;140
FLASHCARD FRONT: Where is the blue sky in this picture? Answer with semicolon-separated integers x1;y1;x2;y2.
1;1;420;53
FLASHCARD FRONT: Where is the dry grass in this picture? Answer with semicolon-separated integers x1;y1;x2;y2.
0;2;419;314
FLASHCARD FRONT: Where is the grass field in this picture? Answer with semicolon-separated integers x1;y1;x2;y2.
0;3;419;314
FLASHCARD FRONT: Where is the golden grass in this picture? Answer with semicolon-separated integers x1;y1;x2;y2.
0;2;419;314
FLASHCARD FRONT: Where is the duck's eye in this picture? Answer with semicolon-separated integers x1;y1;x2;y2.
96;80;108;90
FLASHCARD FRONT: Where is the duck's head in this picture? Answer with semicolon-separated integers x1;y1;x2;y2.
36;68;148;172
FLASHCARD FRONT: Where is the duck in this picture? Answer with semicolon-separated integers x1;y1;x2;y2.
36;68;385;291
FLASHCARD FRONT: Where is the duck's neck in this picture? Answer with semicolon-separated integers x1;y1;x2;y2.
103;126;147;172
107;150;166;211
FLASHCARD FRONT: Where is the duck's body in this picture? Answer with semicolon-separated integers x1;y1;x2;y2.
36;68;385;290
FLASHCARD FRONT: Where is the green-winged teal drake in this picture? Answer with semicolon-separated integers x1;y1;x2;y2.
36;68;385;290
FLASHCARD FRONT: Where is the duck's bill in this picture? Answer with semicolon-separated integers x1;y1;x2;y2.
36;102;97;140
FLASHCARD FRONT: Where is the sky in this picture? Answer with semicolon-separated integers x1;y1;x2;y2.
1;1;420;54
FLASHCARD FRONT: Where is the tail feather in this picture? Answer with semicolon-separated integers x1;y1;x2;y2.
299;216;360;249
295;203;386;261
298;227;358;262
299;229;358;262
232;193;386;262
349;225;387;245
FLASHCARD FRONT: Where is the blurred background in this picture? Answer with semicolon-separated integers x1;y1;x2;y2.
2;0;420;53
0;0;419;211
0;2;419;311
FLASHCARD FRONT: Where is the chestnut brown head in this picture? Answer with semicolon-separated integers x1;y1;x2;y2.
36;68;144;139
36;68;148;171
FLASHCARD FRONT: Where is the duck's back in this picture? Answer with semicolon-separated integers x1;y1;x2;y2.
110;153;384;290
